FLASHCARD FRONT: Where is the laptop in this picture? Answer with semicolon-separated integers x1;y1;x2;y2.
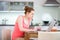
38;32;60;40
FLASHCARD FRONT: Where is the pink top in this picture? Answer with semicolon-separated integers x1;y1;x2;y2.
12;16;30;40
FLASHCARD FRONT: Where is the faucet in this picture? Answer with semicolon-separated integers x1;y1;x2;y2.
2;18;8;25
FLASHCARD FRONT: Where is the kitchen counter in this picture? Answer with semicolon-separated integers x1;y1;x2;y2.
40;26;60;31
0;24;14;26
0;25;60;31
38;32;60;40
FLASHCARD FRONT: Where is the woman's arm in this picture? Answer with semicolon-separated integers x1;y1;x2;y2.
17;16;36;32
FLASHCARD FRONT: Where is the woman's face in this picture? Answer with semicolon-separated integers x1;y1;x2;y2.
27;10;34;20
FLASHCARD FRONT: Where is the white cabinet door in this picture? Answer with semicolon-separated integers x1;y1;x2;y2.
2;26;14;40
0;26;2;40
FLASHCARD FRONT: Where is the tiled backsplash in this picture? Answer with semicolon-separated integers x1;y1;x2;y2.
0;11;24;24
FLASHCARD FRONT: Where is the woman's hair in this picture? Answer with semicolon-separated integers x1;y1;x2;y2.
24;6;34;14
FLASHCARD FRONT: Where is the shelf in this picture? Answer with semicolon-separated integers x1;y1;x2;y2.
0;1;33;11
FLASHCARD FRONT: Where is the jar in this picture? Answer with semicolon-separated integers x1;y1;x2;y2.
51;27;57;32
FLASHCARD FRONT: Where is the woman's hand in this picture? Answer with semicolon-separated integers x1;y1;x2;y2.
33;27;37;31
37;27;41;31
34;26;41;31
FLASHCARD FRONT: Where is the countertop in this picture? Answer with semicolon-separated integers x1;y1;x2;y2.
0;24;14;26
0;24;60;31
38;32;60;40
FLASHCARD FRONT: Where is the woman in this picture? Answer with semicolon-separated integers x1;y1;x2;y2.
12;6;37;40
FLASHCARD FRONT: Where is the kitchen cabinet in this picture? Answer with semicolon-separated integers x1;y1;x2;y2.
0;1;9;11
24;31;38;40
2;28;11;40
38;32;60;40
9;2;33;11
0;25;14;40
0;1;4;11
0;1;33;11
0;26;2;40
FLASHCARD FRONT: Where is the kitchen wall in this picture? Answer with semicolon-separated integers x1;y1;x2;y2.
0;12;24;24
33;6;60;24
58;10;60;20
0;0;60;25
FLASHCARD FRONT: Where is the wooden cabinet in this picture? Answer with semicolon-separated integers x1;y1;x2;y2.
24;31;38;40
